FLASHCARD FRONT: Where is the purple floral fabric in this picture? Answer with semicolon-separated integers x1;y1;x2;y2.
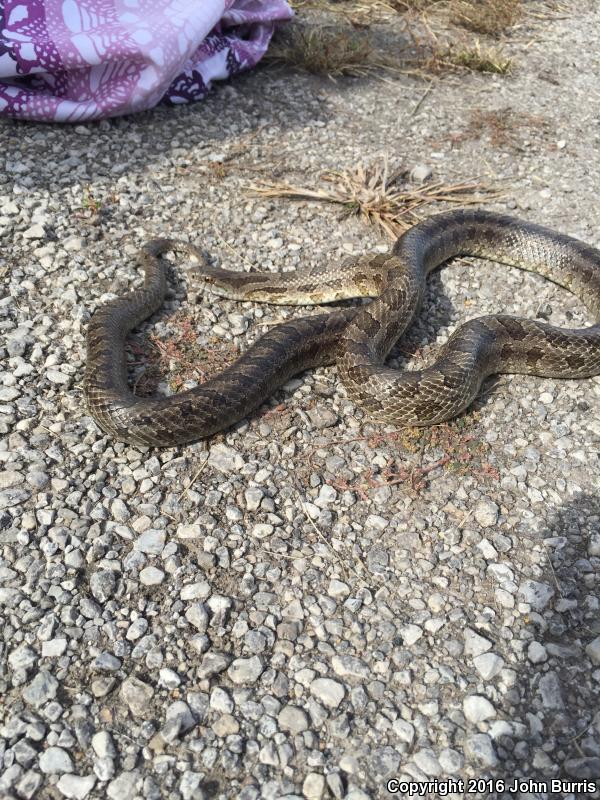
0;0;292;122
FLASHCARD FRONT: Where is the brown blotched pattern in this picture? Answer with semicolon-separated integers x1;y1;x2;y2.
85;210;600;446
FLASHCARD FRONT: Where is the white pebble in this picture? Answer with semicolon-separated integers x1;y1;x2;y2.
139;566;165;585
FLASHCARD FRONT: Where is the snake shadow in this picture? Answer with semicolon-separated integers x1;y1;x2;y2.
489;493;600;786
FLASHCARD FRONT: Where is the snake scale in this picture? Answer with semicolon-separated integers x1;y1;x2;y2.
85;210;600;447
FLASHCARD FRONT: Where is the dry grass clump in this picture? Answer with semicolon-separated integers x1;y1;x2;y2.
446;41;512;74
466;107;547;148
451;0;522;36
266;24;377;77
249;159;502;239
265;21;424;78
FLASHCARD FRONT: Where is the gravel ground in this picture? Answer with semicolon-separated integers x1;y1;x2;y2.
1;2;599;799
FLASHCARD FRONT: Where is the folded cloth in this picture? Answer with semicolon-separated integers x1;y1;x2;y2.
0;0;292;122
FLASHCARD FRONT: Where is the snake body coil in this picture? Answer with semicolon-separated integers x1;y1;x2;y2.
85;210;600;447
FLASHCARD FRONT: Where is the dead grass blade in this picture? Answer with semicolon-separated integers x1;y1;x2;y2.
525;0;569;21
450;0;521;37
403;21;514;76
248;159;504;239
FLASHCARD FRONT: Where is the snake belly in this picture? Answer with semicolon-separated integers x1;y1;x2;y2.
84;210;600;447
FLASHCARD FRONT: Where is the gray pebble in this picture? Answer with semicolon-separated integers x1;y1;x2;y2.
331;655;369;681
474;498;499;528
22;670;58;707
518;579;554;611
121;677;154;717
463;628;493;658
23;223;45;239
412;748;442;776
244;487;264;510
56;774;97;799
392;719;414;746
538;672;564;709
438;748;464;774
208;444;244;473
93;652;121;671
464;733;498;767
527;641;548;664
185;603;209;632
39;747;73;774
302;772;326;799
463;695;496;723
134;529;165;554
90;570;117;603
180;581;211;601
139;566;165;585
228;656;264;685
91;731;116;759
585;636;600;665
107;771;140;800
472;652;504;679
307;407;339;429
410;164;433;183
310;678;345;709
278;705;309;734
126;618;149;641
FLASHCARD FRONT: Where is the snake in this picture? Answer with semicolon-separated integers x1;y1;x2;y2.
85;209;600;447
